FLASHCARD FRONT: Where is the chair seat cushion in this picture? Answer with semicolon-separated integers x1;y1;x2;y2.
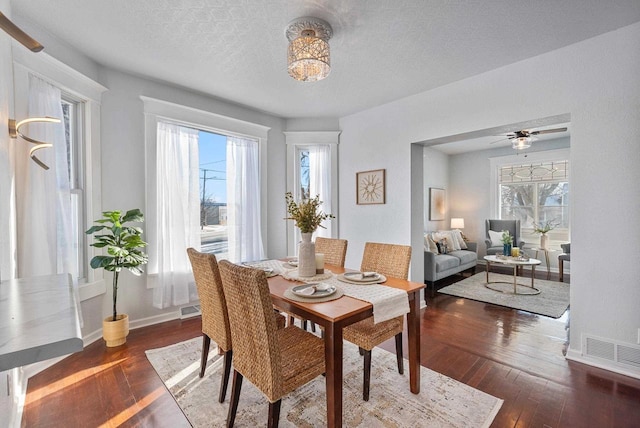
559;254;571;261
278;326;325;397
343;316;404;351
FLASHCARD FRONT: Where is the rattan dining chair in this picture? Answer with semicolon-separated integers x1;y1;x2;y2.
315;237;348;267
343;242;411;401
292;237;349;331
186;248;233;403
218;260;326;428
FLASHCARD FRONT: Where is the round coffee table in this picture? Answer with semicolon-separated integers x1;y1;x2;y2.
483;255;542;295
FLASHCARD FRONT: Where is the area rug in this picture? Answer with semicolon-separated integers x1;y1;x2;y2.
438;272;570;318
146;337;503;427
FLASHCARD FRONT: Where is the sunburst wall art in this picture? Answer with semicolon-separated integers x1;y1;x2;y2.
356;169;385;205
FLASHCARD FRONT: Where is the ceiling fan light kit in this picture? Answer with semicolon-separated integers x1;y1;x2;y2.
511;136;533;150
285;17;332;82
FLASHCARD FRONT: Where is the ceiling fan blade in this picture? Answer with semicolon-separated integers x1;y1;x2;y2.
489;137;510;145
529;127;568;136
0;12;44;52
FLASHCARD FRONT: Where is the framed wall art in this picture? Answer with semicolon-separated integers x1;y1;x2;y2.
356;169;385;205
429;187;445;220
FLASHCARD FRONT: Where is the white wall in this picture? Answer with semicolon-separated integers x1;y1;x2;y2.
339;22;640;376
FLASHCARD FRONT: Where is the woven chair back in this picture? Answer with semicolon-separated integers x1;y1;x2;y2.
360;242;411;280
218;260;282;401
315;237;348;267
186;248;231;352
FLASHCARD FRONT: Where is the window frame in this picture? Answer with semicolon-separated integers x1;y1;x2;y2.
284;131;340;256
490;148;570;247
12;48;106;300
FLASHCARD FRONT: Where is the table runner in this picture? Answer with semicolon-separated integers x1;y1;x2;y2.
248;260;410;324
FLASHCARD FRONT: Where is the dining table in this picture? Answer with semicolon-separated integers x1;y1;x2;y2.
267;262;424;428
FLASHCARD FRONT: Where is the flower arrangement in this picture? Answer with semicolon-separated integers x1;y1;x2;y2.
532;219;558;235
500;230;513;245
285;191;334;233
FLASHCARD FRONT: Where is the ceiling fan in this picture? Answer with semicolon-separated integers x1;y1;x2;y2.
491;127;568;150
0;12;44;52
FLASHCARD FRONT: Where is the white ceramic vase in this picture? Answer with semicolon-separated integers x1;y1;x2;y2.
298;232;316;277
540;233;548;250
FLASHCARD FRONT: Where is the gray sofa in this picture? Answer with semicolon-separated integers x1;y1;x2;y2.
424;241;477;300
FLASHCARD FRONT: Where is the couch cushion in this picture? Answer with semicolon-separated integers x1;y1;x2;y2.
449;250;477;265
435;254;460;272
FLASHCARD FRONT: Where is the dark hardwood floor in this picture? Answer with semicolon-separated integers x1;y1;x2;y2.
22;267;640;427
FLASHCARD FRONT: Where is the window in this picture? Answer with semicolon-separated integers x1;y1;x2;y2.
62;96;87;282
497;159;570;247
299;148;310;200
198;130;228;259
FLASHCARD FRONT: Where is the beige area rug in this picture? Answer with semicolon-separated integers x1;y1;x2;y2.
146;337;503;427
438;272;570;318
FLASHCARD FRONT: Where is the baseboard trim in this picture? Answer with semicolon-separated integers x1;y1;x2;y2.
566;348;640;380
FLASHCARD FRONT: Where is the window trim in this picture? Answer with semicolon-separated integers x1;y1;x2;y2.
284;131;340;256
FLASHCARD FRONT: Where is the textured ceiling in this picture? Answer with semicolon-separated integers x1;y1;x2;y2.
10;0;640;118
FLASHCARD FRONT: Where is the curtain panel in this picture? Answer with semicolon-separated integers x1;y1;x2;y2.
309;144;332;239
150;122;201;309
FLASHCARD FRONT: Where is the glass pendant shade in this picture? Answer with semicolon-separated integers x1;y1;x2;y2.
287;33;330;82
511;136;532;150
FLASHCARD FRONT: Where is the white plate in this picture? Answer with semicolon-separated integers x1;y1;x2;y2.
292;283;336;298
342;272;381;282
287;258;298;267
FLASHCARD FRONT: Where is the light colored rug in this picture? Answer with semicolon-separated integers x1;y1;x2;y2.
146;337;503;427
438;272;570;318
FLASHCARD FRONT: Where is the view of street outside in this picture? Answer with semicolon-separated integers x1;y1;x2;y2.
199;130;228;258
200;224;228;260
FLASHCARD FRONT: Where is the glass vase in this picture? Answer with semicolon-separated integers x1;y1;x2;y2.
298;232;316;277
503;243;511;257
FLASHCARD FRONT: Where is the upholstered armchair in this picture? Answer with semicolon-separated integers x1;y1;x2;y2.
559;243;570;282
485;219;525;255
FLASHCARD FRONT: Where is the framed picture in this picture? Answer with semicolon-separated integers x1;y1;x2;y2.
429;188;445;220
356;169;385;205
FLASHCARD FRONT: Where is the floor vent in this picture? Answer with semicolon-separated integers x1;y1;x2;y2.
583;335;640;368
180;305;201;319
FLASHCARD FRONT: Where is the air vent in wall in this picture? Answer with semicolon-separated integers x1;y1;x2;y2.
583;335;640;369
180;305;202;319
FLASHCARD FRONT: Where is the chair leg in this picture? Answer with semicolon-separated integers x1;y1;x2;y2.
268;399;282;428
559;259;564;282
200;335;211;378
359;346;365;356
310;321;316;333
395;333;404;375
302;320;308;330
363;349;372;401
288;315;295;326
226;370;243;428
219;349;233;403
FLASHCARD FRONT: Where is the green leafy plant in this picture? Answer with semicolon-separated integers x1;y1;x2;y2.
86;209;149;321
532;219;558;234
500;230;513;245
284;191;334;233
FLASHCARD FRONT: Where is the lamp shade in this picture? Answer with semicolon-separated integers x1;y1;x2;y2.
450;218;465;229
285;17;333;82
511;136;532;150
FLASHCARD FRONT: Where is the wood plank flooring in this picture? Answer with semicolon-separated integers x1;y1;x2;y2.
22;267;640;427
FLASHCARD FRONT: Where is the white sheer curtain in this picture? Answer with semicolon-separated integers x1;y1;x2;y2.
15;75;76;281
226;135;264;262
309;144;332;238
150;122;201;309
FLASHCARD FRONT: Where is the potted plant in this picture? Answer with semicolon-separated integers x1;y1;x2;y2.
284;192;334;277
532;219;558;250
500;230;513;257
86;209;148;347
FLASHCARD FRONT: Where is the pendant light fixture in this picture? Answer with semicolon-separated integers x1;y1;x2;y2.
285;17;333;82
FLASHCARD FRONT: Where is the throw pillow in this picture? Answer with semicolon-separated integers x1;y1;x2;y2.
452;229;468;249
438;230;461;251
424;234;438;253
488;230;503;247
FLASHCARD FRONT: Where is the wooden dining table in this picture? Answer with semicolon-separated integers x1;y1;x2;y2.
267;263;424;428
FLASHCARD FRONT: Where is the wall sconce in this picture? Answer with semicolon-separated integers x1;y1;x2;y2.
9;117;61;170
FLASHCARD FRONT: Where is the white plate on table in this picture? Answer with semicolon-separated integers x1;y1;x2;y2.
286;258;298;267
292;283;336;298
338;272;386;284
